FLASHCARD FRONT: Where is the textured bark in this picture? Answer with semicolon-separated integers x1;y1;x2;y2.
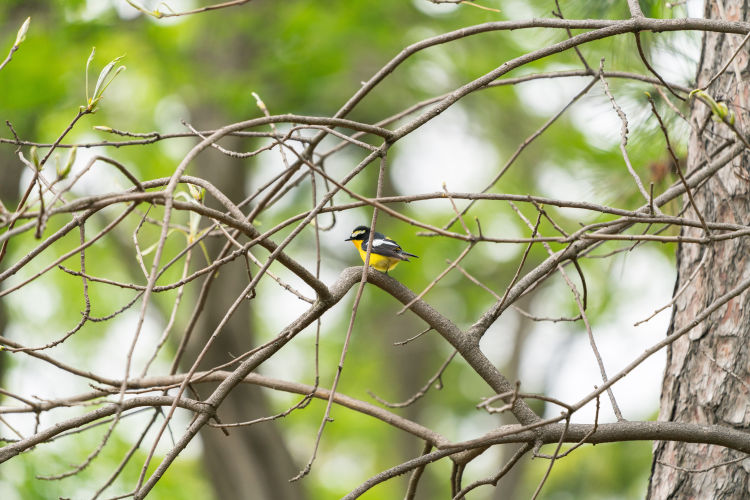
648;1;750;498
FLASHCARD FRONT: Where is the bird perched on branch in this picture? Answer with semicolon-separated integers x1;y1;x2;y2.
345;225;418;274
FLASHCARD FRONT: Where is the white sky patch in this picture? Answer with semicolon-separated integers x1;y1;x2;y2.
3;275;61;325
535;161;600;222
513;71;591;117
317;442;376;489
520;248;674;422
408;58;455;95
113;1;142;20
249;268;328;383
569;91;624;150
153;94;193;160
66;136;130;197
244;124;315;220
318;135;362;181
3;325;77;437
455;411;501;443
480;308;521;369
498;0;536;20
651;36;701;84
423;403;461;438
411;0;459;16
259;321;315;383
687;0;705;17
154;95;191;133
118;0;196;24
75;0;140;21
0;302;178;440
391;104;499;207
76;0;111;22
475;211;524;263
90;308;166;379
255;262;356;380
0;459;25;500
252;268;340;384
563;36;699;151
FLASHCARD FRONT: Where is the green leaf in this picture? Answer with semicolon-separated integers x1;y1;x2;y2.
14;17;31;46
29;146;39;169
57;146;77;180
85;47;96;104
84;50;126;112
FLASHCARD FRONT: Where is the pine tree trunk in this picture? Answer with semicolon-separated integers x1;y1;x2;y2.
648;1;750;497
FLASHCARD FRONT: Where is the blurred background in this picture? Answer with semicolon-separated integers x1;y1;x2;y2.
0;0;701;498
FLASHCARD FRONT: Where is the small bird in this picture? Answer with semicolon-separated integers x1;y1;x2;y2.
345;225;418;273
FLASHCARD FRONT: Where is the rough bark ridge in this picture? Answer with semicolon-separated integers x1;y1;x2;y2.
648;1;750;498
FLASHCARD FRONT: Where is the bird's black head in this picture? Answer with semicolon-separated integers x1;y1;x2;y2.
345;225;370;241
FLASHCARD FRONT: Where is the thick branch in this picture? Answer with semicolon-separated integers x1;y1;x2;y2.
343;420;750;499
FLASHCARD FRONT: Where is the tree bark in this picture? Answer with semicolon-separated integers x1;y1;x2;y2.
648;1;750;497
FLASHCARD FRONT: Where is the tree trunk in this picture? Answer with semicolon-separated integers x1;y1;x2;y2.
648;1;750;497
189;138;307;500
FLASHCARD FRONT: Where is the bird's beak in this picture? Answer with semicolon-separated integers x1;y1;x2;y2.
345;237;353;241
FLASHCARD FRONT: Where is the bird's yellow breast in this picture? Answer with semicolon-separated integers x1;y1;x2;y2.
350;240;401;272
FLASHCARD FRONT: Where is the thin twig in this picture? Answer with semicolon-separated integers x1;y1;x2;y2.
634;32;686;101
452;443;532;499
598;60;654;205
393;327;433;346
126;0;253;18
404;441;433;500
531;417;570;500
292;151;390;482
701;30;750;91
647;94;712;237
368;350;457;408
657;455;749;473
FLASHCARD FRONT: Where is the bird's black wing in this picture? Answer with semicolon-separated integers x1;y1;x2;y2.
364;236;415;261
384;236;418;258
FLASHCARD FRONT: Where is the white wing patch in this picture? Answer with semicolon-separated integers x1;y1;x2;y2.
372;238;399;250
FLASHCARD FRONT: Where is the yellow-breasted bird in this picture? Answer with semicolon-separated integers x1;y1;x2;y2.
345;225;418;274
